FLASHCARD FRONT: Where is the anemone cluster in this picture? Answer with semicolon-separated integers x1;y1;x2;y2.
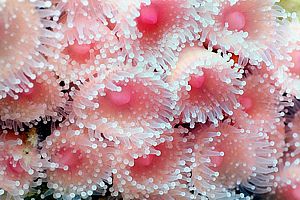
0;0;300;199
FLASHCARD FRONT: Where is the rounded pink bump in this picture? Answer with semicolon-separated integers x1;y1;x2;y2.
211;155;224;169
65;41;92;63
138;5;158;25
134;154;155;167
6;158;25;175
225;11;246;31
107;87;132;106
239;96;253;112
291;186;300;200
56;148;82;169
0;20;5;37
291;51;300;75
19;86;35;99
68;42;91;56
189;75;205;89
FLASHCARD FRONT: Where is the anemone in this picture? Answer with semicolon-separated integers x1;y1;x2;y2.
270;19;300;99
0;0;60;99
275;158;300;200
115;0;218;71
71;64;176;148
40;124;112;199
232;73;293;133
110;127;194;199
202;0;288;67
167;46;245;127
191;121;277;197
49;23;120;84
286;100;300;158
189;125;238;199
0;130;45;199
0;72;67;131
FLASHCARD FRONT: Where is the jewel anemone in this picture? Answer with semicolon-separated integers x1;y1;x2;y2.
167;46;245;127
116;0;217;71
0;0;60;99
50;0;121;84
0;130;45;198
233;73;292;133
202;0;287;67
40;125;112;199
191;121;276;197
111;128;194;199
276;159;300;200
0;72;67;131
71;65;176;148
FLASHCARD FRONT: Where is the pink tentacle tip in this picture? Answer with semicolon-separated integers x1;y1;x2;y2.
239;96;253;112
106;87;132;106
134;154;156;167
189;75;205;89
225;11;246;31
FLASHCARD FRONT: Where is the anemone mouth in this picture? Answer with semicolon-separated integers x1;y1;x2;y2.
223;10;246;32
136;1;177;45
129;143;173;181
62;41;95;64
136;3;159;32
52;147;84;172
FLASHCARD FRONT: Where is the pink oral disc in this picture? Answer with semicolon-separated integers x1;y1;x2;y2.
0;20;5;37
58;148;81;169
107;87;132;106
68;42;91;56
211;155;224;168
66;41;92;63
189;75;205;89
134;154;155;167
291;185;300;200
239;96;253;112
291;51;300;74
139;5;158;25
225;11;246;31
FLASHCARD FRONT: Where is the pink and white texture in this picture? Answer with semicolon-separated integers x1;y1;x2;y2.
0;0;299;199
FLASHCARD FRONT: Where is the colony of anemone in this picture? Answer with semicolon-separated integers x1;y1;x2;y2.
0;0;300;199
